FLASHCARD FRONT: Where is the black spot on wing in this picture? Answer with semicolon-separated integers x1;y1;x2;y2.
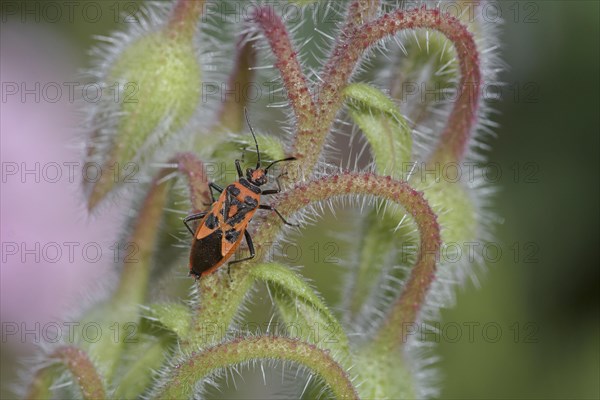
226;208;250;226
244;196;258;207
190;230;223;276
224;192;242;221
224;195;257;227
225;229;240;243
205;213;218;229
227;185;241;196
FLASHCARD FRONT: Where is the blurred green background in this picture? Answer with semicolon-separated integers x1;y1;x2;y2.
1;0;598;399
437;1;599;398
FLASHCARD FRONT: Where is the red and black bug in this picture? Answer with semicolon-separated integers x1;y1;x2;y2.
183;109;297;279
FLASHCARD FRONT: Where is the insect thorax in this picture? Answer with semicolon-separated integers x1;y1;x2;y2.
238;178;262;194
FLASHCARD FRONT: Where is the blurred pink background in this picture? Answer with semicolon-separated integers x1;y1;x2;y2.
1;23;122;341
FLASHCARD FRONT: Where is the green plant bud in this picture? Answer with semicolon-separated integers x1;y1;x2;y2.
87;29;201;209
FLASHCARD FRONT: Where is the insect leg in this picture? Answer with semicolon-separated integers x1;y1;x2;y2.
229;230;256;265
259;204;299;227
261;188;280;196
235;159;243;178
227;230;256;280
262;174;285;196
183;211;208;235
208;182;224;203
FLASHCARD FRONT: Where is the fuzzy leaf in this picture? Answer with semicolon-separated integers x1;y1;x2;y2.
144;302;192;338
344;83;412;176
250;263;350;360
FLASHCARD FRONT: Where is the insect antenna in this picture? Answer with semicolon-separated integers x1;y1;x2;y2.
244;107;261;169
265;157;297;172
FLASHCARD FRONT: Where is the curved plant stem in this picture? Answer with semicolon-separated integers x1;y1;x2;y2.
186;172;440;352
259;172;439;258
306;6;480;172
29;346;105;400
342;0;381;33
252;6;316;158
153;336;359;399
254;172;441;349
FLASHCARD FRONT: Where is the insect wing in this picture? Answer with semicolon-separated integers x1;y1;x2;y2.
219;185;259;256
220;214;254;257
195;193;226;240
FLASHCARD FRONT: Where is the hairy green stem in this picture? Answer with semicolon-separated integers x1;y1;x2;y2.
154;336;359;399
186;272;255;348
